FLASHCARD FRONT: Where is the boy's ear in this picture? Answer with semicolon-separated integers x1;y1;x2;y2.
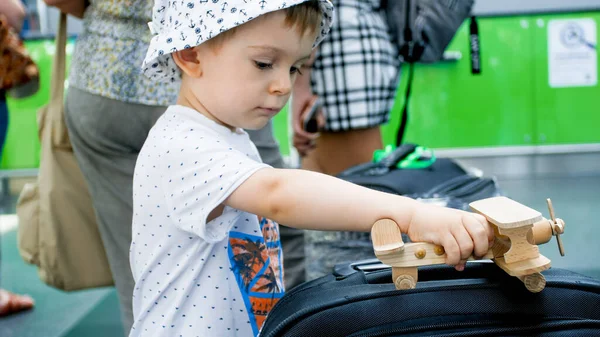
173;47;203;78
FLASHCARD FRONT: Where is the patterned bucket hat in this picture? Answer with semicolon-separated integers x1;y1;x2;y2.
142;0;334;83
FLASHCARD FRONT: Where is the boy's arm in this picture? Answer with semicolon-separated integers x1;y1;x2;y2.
225;167;494;267
226;167;415;233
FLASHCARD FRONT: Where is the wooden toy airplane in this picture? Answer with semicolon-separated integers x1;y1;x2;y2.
371;196;565;293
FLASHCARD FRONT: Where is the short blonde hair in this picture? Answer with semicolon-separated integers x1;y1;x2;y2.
206;0;323;51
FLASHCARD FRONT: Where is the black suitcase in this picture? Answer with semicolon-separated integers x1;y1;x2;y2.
261;260;600;337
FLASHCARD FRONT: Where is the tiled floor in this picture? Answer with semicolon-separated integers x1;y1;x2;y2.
1;173;599;337
0;191;124;337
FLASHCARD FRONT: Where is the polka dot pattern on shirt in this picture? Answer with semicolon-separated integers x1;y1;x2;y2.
129;105;282;337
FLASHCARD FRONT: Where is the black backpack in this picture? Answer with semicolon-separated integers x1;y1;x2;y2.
337;144;502;211
383;0;475;63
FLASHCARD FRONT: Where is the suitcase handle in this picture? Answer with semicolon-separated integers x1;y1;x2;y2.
334;258;502;285
333;258;395;278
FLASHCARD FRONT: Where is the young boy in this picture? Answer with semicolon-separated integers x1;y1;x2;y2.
130;1;494;336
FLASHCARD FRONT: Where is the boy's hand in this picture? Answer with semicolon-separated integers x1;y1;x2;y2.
406;203;494;271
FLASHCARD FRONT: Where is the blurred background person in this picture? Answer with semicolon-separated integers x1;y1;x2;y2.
0;0;37;317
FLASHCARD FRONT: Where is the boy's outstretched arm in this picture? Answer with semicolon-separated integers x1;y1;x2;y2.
225;168;494;267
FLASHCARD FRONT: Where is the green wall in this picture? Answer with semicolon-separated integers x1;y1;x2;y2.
391;11;600;148
1;39;73;169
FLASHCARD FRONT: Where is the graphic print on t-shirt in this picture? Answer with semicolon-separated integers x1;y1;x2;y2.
228;216;284;335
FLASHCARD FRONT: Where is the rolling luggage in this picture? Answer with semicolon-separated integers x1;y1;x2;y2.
261;260;600;337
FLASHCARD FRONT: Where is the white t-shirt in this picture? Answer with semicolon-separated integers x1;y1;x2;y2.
129;105;285;337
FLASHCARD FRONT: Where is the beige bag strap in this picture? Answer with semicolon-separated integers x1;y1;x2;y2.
50;13;67;109
48;13;71;148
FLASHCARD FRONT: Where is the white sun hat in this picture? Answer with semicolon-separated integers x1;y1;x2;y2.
141;0;334;83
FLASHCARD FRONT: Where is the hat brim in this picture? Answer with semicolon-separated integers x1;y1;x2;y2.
142;0;334;83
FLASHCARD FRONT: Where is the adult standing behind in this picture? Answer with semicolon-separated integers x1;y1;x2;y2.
290;0;401;280
0;0;36;317
41;0;177;333
42;0;293;334
292;0;400;175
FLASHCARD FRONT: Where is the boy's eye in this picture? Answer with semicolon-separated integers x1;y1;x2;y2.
290;66;303;76
254;61;273;70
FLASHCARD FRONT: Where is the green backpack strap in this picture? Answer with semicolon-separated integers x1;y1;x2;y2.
373;144;436;170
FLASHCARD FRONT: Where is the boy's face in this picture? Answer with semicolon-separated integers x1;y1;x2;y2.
184;10;317;130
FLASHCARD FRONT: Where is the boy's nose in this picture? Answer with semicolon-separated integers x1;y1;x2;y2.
269;73;292;96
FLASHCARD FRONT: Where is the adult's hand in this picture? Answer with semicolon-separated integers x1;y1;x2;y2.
0;0;26;32
291;49;324;157
43;0;88;19
292;95;323;156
